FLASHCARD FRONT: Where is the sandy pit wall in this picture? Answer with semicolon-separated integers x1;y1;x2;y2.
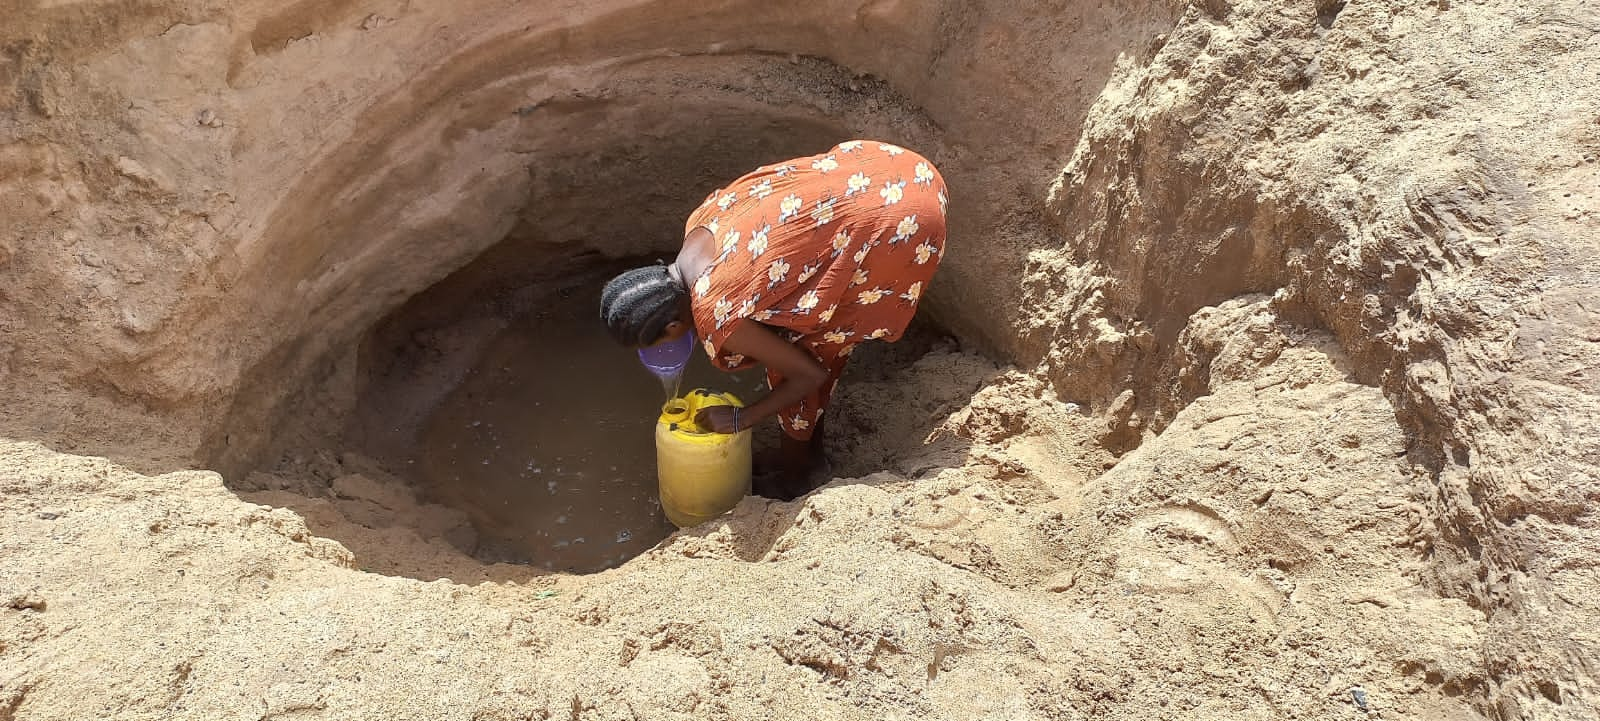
1;0;1599;718
1023;1;1600;715
0;0;1174;473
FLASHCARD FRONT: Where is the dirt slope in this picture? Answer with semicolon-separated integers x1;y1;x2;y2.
0;335;1485;719
2;0;1597;719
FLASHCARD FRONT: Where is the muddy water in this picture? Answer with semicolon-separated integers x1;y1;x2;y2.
410;302;763;572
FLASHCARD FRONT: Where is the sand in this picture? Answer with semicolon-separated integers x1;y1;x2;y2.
2;0;1598;718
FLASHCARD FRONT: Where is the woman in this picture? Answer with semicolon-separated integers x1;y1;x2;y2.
600;140;948;498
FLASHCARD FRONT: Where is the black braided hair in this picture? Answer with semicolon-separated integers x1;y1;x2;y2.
600;265;687;347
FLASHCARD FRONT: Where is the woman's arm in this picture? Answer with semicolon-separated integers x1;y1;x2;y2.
695;318;828;433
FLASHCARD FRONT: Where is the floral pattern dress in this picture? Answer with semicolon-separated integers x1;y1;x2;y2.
685;140;948;440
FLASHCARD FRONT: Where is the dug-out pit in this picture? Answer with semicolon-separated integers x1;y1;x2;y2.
7;2;1588;716
184;34;1050;578
234;102;976;574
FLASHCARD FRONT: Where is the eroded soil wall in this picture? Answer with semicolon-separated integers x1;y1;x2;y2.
2;1;1598;719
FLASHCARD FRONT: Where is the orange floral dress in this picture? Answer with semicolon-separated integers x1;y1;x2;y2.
685;140;948;440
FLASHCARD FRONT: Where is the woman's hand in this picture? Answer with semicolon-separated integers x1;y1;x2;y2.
695;405;743;434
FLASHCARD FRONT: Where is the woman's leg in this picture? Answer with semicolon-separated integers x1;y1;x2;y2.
778;432;813;496
753;380;828;500
776;356;844;499
758;340;850;499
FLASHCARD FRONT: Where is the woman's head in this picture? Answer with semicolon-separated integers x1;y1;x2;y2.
600;264;690;347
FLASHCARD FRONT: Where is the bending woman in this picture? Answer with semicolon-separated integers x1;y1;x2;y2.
601;140;948;498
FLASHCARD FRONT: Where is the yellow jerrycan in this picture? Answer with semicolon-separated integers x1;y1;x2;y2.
656;389;753;528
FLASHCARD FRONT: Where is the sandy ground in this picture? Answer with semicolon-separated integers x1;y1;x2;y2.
3;0;1598;719
0;335;1486;719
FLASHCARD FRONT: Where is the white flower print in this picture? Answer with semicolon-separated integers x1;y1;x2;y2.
717;191;738;210
750;179;773;199
724;353;746;367
797;263;819;284
868;328;892;340
772;164;797;176
857;287;890;305
811;197;836;225
748;224;770;257
811;155;839;173
892;214;919;244
738;298;758;318
915;240;938;265
818;304;837;323
853;244;871;264
720;229;741;257
823;330;852;344
694;274;711;297
706;218;720;236
790;414;811;431
902;281;923;302
796;289;820;313
703;338;717;357
830;229;852;255
850;268;869;287
753;309;777;322
838;140;864;152
845;172;872;197
768;258;790;286
879;142;906;155
778;194;803;222
880;180;906;206
938;188;948;213
713;297;734;326
914;162;936;185
839;345;855;357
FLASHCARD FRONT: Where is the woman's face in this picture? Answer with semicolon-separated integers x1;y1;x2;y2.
648;319;691;348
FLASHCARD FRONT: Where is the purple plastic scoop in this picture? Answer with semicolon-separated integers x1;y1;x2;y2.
638;330;695;383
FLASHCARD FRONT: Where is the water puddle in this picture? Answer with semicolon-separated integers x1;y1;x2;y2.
404;300;762;572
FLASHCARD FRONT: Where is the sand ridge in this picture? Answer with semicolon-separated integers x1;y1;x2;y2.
2;0;1597;718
